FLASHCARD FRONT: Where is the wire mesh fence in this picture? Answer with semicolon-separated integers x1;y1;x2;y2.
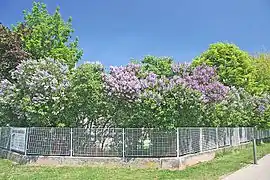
217;127;230;148
256;129;270;139
0;127;270;158
27;127;71;156
0;127;10;149
125;128;177;157
239;127;253;143
72;128;123;157
178;128;201;155
202;128;217;151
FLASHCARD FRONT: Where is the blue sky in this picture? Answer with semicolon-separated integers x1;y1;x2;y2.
1;0;269;67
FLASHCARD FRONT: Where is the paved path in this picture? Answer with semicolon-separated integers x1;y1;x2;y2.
222;154;270;180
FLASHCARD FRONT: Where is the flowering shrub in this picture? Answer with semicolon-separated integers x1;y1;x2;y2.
183;65;230;103
0;0;267;129
0;56;268;129
103;62;230;128
103;64;142;101
0;59;70;126
104;63;229;104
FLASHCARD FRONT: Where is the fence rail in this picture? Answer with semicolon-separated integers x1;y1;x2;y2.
0;127;270;158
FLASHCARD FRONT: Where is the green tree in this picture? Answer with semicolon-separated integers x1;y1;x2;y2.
13;2;82;68
252;53;270;94
65;62;114;128
192;43;255;93
0;24;29;81
140;56;174;77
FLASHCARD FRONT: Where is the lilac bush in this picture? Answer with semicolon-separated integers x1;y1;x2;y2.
183;65;230;103
171;62;191;77
202;87;254;127
252;94;270;128
102;62;230;128
104;63;229;104
103;63;142;101
0;56;268;128
0;59;70;126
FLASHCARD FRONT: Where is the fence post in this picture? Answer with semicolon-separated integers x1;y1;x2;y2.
253;127;258;164
70;128;73;157
229;128;233;146
216;127;219;149
122;128;125;160
49;128;53;155
9;127;12;151
237;127;240;145
24;128;28;156
176;128;180;158
199;128;203;152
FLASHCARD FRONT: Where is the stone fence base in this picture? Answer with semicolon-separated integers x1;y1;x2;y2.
0;143;251;170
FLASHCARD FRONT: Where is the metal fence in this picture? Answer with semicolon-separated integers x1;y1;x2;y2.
0;127;270;158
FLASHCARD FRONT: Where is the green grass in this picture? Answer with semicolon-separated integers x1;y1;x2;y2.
1;143;270;180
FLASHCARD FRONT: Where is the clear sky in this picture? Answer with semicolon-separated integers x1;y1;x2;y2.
1;0;269;67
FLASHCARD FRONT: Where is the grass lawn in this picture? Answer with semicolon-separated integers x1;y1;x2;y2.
1;143;270;180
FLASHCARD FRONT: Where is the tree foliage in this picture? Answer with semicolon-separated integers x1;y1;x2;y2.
103;62;230;128
1;1;269;129
140;56;174;77
193;43;255;93
64;62;111;128
0;24;29;81
0;59;70;127
252;54;270;94
13;2;82;68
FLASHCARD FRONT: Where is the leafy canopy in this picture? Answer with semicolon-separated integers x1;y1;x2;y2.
64;62;108;127
13;2;82;68
252;54;270;94
0;59;70;127
140;56;174;77
103;62;229;128
193;42;255;93
1;1;269;129
0;24;29;81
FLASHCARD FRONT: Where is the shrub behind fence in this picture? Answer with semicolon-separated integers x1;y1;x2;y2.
0;127;269;157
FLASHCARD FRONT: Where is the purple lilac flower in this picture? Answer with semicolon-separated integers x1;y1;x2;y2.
103;63;143;100
104;62;229;103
